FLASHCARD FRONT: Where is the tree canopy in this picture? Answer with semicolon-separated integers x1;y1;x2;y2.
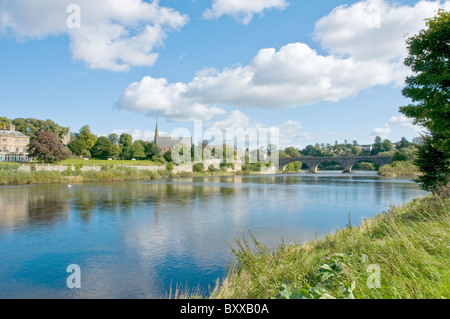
400;10;450;191
28;131;70;163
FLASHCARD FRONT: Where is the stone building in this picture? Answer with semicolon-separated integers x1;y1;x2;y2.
154;122;192;155
0;124;30;162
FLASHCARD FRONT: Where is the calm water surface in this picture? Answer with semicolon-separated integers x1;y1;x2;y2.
0;171;428;298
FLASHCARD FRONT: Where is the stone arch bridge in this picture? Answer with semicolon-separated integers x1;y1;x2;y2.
279;156;392;173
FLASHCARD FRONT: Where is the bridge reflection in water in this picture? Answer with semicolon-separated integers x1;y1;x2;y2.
279;156;392;173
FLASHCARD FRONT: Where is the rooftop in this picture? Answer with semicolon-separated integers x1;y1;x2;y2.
0;130;29;138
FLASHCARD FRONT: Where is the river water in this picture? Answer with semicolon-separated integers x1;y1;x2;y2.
0;171;428;298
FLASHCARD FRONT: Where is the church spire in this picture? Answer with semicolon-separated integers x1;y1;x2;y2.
154;119;159;143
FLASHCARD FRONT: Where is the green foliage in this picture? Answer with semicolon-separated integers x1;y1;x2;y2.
220;162;235;170
211;188;450;299
277;254;358;299
0;117;11;129
392;145;418;162
415;135;450;192
152;155;166;164
371;136;394;155
397;137;413;149
130;141;146;160
144;142;161;159
208;164;219;173
378;161;421;177
278;151;290;158
400;10;450;150
68;139;88;156
164;150;173;163
77;125;97;149
68;125;97;158
28;131;70;163
107;133;119;145
284;161;302;172
352;162;376;171
193;163;204;173
400;10;450;191
91;136;120;159
242;162;262;173
119;133;133;159
12;117;69;141
300;141;364;157
284;147;301;158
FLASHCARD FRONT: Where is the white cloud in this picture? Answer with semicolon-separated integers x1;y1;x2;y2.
206;110;311;148
110;128;168;142
115;76;226;122
117;42;400;120
203;0;289;24
0;0;188;71
370;127;392;139
117;0;449;122
315;0;449;62
370;115;423;139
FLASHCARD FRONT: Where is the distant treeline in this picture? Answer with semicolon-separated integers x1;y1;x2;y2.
1;116;420;167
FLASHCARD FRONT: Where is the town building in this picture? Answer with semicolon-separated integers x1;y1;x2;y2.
154;122;192;155
0;124;30;162
360;144;374;151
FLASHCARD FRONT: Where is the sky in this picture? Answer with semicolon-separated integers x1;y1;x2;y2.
0;0;448;149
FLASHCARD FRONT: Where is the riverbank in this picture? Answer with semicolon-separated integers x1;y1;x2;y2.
0;165;239;185
209;186;449;299
0;160;420;185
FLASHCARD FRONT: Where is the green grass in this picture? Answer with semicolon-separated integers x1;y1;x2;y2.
210;186;449;299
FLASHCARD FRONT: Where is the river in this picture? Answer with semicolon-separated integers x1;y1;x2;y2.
0;171;428;298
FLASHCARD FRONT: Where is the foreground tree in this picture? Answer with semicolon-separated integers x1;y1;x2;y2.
415;135;449;191
400;10;450;191
28;131;70;163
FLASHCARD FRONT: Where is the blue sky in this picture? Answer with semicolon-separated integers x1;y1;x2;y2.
0;0;448;148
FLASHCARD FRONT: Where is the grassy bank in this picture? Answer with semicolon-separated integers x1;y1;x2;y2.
0;164;242;185
378;161;421;177
210;186;449;299
0;166;189;185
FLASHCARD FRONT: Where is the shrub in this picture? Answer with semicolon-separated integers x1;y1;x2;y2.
208;164;219;173
193;163;204;173
285;161;302;172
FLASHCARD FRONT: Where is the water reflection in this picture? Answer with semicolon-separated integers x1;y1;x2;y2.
0;172;428;298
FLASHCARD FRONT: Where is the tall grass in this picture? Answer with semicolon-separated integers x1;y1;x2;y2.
0;166;171;185
210;186;449;299
58;158;160;166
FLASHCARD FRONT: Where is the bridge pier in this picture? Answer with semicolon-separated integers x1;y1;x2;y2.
309;165;318;173
343;166;353;173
